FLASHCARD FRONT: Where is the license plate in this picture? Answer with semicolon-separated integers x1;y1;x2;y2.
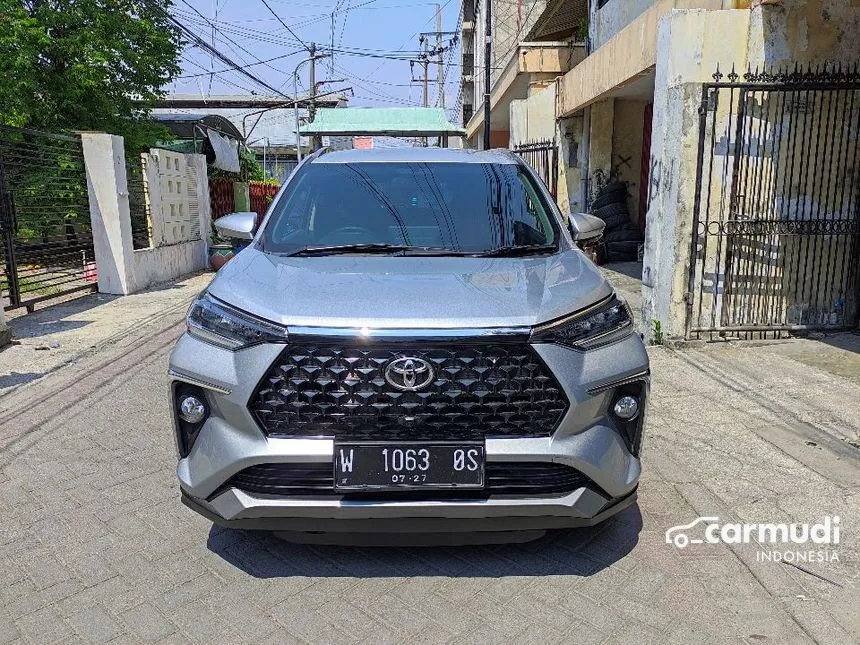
334;442;485;491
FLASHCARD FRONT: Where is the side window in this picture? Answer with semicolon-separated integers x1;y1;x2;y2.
514;170;555;245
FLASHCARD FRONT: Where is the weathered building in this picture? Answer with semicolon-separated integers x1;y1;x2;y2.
459;0;860;340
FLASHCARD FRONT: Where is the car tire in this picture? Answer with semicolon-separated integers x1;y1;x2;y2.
593;202;629;219
605;241;641;260
598;212;631;230
604;226;643;243
598;181;626;195
591;187;627;210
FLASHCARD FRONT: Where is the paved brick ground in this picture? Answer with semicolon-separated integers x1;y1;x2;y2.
0;311;858;643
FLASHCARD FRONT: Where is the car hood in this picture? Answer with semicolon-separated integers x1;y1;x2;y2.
207;247;614;329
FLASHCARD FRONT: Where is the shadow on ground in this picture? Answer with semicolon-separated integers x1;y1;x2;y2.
0;371;43;388
818;331;860;356
10;319;92;339
7;292;122;339
206;504;642;579
600;261;643;281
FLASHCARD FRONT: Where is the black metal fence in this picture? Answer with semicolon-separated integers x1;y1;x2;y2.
127;155;152;250
513;139;559;198
0;125;96;311
687;64;860;339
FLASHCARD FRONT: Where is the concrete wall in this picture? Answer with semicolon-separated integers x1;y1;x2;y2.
0;304;9;347
557;114;587;215
472;0;548;109
594;0;739;49
510;83;557;146
129;150;210;293
612;99;649;224
82;133;211;296
588;99;615;194
642;0;860;340
593;0;656;48
559;0;731;117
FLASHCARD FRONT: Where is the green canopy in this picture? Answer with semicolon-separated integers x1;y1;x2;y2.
300;107;465;138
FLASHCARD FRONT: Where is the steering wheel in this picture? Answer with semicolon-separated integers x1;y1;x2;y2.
320;226;377;243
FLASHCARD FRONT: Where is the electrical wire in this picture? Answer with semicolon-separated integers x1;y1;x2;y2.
176;50;304;78
178;54;261;94
257;0;311;50
174;0;289;77
150;2;291;96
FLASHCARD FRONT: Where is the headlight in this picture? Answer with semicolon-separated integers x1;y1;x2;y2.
186;293;288;350
531;296;633;350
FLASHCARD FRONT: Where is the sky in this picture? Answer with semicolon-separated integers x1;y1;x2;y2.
169;0;463;120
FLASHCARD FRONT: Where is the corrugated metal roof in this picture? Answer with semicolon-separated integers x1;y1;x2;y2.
527;0;589;41
300;108;466;136
152;106;305;147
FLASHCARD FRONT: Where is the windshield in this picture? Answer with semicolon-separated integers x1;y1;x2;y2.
260;161;559;255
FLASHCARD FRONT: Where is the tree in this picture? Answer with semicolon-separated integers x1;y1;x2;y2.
0;0;181;150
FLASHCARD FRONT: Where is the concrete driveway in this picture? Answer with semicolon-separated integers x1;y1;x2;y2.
0;284;857;644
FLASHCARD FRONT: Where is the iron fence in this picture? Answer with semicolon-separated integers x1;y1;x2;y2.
127;154;152;250
513;139;559;198
0;125;96;311
686;63;860;339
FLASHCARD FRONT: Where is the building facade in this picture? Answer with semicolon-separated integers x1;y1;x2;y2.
459;0;860;341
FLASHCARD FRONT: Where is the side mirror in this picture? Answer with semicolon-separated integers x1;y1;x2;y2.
214;212;257;240
568;212;606;242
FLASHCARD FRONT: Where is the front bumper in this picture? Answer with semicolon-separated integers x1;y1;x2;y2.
169;331;649;532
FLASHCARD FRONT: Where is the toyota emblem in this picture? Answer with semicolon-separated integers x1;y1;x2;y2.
384;356;435;391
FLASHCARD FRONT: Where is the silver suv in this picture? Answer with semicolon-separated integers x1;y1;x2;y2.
170;148;648;539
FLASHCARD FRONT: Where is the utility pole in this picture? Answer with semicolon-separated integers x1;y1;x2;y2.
294;48;330;163
308;42;319;150
483;0;492;150
436;3;444;109
421;36;429;108
422;36;429;146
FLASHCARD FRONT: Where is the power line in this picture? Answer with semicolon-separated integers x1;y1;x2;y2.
153;4;291;96
175;0;287;77
364;0;454;78
174;12;425;56
258;0;311;50
332;61;419;105
176;50;304;78
178;54;260;94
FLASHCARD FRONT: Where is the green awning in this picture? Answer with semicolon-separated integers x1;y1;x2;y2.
300;107;465;137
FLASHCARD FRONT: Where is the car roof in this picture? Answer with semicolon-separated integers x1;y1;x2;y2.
312;147;520;164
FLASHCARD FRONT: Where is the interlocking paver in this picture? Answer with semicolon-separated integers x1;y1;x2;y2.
118;603;178;642
0;310;858;644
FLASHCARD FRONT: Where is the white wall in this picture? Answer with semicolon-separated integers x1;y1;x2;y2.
641;0;860;340
82;134;211;295
509;83;557;145
128;150;210;293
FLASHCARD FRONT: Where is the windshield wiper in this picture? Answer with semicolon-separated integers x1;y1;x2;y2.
287;243;412;257
477;244;558;257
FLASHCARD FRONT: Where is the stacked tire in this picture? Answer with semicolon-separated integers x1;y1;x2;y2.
591;181;642;262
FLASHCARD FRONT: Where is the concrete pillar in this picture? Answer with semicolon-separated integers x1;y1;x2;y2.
588;99;615;196
640;9;751;341
191;154;212;266
556;115;586;217
81;133;134;295
0;305;10;347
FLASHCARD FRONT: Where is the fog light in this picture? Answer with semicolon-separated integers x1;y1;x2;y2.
178;395;207;424
613;395;639;420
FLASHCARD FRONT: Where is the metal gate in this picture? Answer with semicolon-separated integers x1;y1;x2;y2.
687;64;860;339
513;139;559;198
0;126;95;311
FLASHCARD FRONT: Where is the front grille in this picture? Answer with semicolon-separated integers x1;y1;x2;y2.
223;461;593;498
250;341;569;440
